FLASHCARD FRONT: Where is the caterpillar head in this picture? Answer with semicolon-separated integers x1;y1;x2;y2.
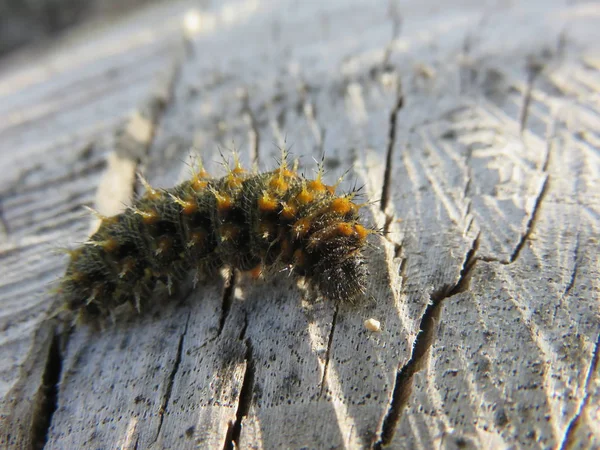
311;246;369;304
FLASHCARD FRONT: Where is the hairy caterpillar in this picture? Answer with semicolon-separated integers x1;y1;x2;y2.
58;152;374;324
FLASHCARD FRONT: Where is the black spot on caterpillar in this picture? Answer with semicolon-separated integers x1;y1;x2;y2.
57;152;375;324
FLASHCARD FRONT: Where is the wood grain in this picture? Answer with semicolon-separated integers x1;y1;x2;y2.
0;0;598;449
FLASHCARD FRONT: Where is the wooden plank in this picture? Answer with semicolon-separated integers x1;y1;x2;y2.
0;3;185;447
1;0;599;449
381;4;600;448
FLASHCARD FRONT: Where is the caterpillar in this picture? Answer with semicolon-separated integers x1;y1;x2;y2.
58;152;374;324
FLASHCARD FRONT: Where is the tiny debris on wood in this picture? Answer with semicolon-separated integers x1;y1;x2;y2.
364;318;382;333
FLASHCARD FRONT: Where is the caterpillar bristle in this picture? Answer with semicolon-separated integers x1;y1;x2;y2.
81;205;106;220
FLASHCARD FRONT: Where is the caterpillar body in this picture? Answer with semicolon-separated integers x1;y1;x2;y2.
59;154;373;324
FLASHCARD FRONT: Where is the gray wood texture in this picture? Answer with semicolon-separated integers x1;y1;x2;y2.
1;0;599;448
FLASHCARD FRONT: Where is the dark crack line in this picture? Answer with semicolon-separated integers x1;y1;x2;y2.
153;312;190;444
465;215;475;236
398;256;408;281
319;306;339;399
465;198;472;219
509;175;548;263
128;59;183;199
563;231;580;297
559;332;600;450
373;235;479;449
458;25;481;95
462;169;474;235
219;271;237;336
381;1;402;68
0;163;42;200
519;58;544;134
463;175;472;201
13;185;96;230
393;240;402;258
123;60;182;165
542;116;557;173
31;324;65;450
380;94;404;213
0;202;10;236
373;299;442;449
382;213;395;237
453;234;480;295
224;337;255;450
13;158;106;198
375;0;407;182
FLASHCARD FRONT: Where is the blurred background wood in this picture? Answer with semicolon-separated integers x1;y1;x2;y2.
0;0;598;448
0;0;163;57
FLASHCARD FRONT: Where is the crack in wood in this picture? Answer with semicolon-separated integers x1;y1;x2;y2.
380;94;404;213
152;312;191;444
0;203;9;237
509;175;548;263
122;66;180;163
29;325;64;450
463;175;472;201
92;61;182;223
397;256;408;283
562;231;580;297
224;335;255;450
373;293;444;449
0;163;42;201
219;271;237;336
393;241;402;260
318;306;338;399
382;213;395;238
454;234;480;295
519;57;544;134
373;234;479;448
542;116;557;174
126;59;182;197
458;27;479;95
382;1;402;69
17;157;106;199
558;332;600;450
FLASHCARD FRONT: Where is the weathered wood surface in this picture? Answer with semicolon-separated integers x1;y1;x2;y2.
0;0;163;57
1;0;599;448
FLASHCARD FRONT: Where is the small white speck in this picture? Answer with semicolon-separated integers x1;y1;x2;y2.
364;318;381;332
